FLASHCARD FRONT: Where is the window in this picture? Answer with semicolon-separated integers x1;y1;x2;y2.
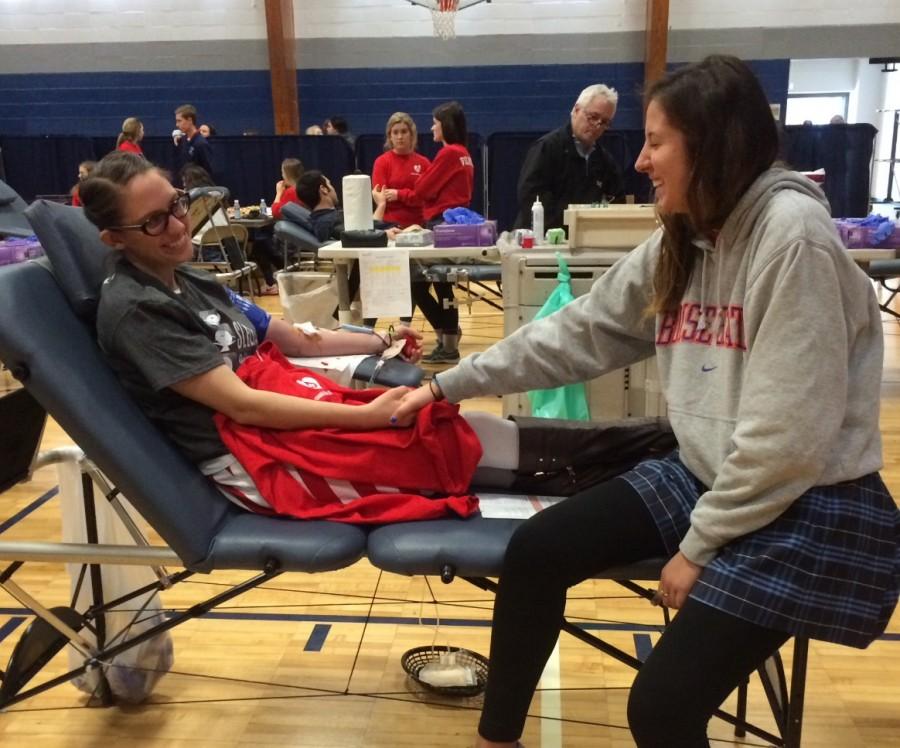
785;94;849;125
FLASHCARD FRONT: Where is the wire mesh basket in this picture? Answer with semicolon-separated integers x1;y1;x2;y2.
401;645;489;697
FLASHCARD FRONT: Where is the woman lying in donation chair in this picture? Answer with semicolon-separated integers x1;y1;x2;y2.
78;152;440;521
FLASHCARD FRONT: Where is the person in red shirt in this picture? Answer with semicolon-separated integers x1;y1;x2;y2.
70;160;96;207
412;101;475;363
371;112;431;228
271;157;305;219
116;117;144;156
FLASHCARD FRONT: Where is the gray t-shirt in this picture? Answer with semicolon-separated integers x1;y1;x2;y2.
96;259;259;463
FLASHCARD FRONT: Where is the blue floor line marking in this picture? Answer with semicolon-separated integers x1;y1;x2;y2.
633;633;653;662
304;623;330;652
0;486;58;535
0;616;25;644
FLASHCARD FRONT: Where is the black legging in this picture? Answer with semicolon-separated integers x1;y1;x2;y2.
477;478;790;746
410;281;457;333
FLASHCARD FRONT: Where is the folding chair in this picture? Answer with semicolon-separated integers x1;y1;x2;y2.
186;185;230;238
192;222;259;300
275;202;323;271
186;185;259;298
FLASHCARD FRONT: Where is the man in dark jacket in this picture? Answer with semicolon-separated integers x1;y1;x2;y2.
514;84;624;231
173;104;214;180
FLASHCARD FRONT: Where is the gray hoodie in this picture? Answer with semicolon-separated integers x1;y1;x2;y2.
439;169;884;565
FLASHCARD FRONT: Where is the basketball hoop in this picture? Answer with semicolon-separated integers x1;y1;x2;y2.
408;0;489;40
432;0;459;40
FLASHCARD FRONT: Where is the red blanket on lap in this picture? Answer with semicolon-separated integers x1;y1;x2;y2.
214;342;482;522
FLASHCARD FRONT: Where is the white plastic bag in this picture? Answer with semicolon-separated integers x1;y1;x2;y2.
277;271;340;330
58;455;174;703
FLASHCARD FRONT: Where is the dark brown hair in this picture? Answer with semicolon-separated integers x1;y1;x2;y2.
80;151;157;230
179;163;214;190
433;101;467;146
295;170;327;208
647;55;779;313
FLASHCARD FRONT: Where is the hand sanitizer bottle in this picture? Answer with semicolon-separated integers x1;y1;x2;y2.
531;196;544;245
233;199;241;220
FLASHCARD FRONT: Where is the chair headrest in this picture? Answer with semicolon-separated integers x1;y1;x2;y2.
0;179;24;208
187;185;230;204
187;186;230;237
281;202;314;233
24;200;113;322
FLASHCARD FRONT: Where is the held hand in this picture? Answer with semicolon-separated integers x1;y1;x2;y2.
391;325;423;362
372;184;388;207
384;188;398;202
655;551;703;610
365;387;414;428
391;384;437;424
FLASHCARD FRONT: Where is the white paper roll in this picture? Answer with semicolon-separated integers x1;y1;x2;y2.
342;174;374;232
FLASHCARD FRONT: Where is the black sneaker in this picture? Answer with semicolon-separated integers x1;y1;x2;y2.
425;347;460;363
422;343;445;362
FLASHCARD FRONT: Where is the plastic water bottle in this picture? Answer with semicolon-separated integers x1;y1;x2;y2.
259;198;267;216
233;199;241;220
531;196;544;245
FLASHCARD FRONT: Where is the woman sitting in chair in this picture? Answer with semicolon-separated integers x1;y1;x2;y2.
272;157;305;219
78;152;436;519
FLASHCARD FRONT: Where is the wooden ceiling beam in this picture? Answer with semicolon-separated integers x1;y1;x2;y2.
644;0;670;88
264;0;300;135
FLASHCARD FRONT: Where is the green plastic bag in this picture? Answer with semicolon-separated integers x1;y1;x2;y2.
527;253;591;421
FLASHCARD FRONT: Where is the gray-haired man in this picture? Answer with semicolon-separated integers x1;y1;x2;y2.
514;84;625;231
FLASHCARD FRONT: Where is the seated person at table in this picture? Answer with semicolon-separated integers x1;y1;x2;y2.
272;158;305;219
294;170;389;243
295;170;394;321
372;112;431;228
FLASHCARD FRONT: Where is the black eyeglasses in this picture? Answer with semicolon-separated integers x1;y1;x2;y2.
110;191;191;236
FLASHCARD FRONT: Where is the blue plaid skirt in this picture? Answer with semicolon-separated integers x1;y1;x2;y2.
621;453;900;648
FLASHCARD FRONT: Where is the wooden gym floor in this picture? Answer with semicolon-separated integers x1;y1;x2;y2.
1;287;898;747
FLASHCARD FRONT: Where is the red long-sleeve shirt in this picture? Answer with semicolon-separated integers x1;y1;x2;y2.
413;143;474;222
272;185;305;219
371;150;431;227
